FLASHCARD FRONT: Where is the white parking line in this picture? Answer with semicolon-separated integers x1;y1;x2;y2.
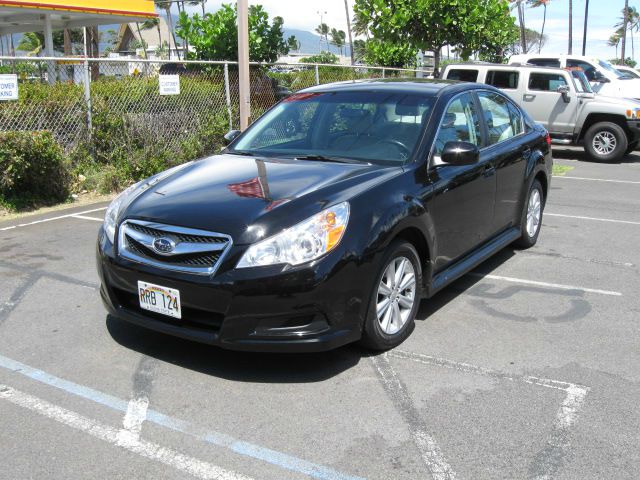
467;272;623;296
554;176;640;185
390;350;590;480
0;207;107;231
0;384;252;480
71;215;104;222
118;397;150;442
545;212;640;226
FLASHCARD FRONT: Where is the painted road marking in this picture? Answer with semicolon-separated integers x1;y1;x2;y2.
0;207;107;231
0;353;364;480
545;212;640;226
554;176;640;185
371;354;456;480
390;350;590;480
118;397;150;443
0;384;252;480
467;272;622;297
71;215;104;222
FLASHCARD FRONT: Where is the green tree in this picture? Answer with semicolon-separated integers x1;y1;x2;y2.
300;51;339;64
608;29;623;58
16;32;42;56
353;0;517;74
529;0;551;53
176;4;290;62
330;28;346;55
363;39;417;68
353;39;367;63
616;6;640;62
315;23;330;50
141;17;162;53
287;35;301;53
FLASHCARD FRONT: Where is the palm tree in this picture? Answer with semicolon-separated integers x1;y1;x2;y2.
17;32;43;56
155;0;180;60
330;28;346;56
529;0;550;54
135;23;149;59
621;0;629;62
315;23;330;50
616;4;638;63
141;17;161;54
608;30;623;58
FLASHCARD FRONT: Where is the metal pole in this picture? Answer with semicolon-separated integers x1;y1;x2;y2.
237;0;250;130
82;27;92;134
224;62;233;131
382;67;385;79
43;14;56;84
344;0;355;65
315;64;320;85
581;0;589;56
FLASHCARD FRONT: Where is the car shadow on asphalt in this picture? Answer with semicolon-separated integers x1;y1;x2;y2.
552;147;640;163
106;249;519;381
106;314;364;383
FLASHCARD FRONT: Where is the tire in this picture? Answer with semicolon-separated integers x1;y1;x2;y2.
583;122;628;163
626;140;639;155
360;241;422;351
514;179;544;249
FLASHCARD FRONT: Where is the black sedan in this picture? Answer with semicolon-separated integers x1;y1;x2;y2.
97;79;552;352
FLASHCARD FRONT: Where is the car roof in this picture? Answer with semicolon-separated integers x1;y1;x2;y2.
444;63;569;74
298;78;468;97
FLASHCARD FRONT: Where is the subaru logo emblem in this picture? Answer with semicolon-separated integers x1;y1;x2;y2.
153;237;175;255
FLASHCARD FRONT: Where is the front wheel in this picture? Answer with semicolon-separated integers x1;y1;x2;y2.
514;179;544;249
584;122;628;163
360;241;422;351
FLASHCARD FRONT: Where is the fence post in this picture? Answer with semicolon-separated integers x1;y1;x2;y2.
382;67;385;79
224;62;233;131
315;64;320;85
83;57;92;135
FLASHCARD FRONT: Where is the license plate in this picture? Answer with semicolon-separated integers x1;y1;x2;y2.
138;281;181;319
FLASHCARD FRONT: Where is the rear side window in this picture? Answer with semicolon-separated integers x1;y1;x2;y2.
528;73;568;91
527;58;561;68
486;70;519;89
446;69;479;82
477;92;518;145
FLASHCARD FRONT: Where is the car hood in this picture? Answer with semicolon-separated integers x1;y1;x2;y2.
122;154;400;245
594;78;640;99
584;93;640;109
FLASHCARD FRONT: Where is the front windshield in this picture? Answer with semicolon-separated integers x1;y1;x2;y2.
230;91;435;164
570;70;594;93
598;59;627;79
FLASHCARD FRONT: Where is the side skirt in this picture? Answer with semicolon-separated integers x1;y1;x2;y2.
427;227;521;297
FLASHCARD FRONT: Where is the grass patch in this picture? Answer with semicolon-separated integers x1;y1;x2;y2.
552;164;574;176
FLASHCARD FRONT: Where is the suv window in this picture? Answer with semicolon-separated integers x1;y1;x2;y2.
446;69;479;82
528;73;568;91
527;58;561;68
477;92;519;145
566;60;597;81
434;93;483;156
486;70;519;89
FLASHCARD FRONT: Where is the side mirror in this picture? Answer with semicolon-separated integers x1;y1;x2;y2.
224;129;241;145
557;84;571;103
441;141;480;166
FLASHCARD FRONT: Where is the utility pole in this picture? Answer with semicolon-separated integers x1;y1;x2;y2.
622;0;629;63
238;0;251;130
582;0;589;56
568;0;573;54
344;0;354;65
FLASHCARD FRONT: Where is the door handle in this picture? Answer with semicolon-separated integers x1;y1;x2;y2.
521;146;531;158
483;164;496;177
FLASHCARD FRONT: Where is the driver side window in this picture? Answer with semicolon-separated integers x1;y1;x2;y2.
434;93;483;157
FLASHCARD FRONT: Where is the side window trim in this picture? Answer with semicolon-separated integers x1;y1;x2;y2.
475;89;526;149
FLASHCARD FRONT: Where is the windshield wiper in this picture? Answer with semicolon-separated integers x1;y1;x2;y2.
294;155;365;164
227;150;255;156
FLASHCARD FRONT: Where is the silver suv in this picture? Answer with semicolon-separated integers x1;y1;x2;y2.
441;63;640;162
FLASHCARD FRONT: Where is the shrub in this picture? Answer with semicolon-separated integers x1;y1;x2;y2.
0;131;72;208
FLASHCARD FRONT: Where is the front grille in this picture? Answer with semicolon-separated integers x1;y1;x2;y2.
117;220;232;275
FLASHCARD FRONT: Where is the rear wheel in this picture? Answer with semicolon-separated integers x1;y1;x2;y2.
584;122;628;163
360;241;422;351
514;179;544;249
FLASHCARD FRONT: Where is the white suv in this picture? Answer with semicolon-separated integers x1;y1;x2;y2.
509;54;640;100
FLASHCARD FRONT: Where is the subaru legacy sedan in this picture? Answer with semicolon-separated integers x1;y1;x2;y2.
97;79;552;352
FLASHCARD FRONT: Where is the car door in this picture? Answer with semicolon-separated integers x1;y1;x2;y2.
426;92;496;271
476;90;530;232
521;71;579;134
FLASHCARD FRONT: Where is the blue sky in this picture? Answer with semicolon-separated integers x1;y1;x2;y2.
187;0;636;62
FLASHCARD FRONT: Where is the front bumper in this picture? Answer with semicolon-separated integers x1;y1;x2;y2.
627;119;640;141
97;229;374;352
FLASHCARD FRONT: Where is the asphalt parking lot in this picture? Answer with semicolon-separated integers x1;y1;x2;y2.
0;147;639;480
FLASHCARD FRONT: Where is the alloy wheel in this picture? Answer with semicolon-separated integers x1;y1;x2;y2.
526;188;542;238
376;256;417;335
592;131;617;156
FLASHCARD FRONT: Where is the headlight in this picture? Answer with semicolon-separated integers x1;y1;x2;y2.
102;163;192;244
237;202;350;268
626;108;640;119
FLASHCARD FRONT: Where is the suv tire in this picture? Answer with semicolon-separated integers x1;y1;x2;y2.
584;122;628;163
514;179;544;249
360;241;422;351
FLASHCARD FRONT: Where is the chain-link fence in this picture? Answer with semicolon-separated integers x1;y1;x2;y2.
0;56;424;157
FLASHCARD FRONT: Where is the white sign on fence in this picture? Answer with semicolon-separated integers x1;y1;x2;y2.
0;74;18;101
159;74;180;95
